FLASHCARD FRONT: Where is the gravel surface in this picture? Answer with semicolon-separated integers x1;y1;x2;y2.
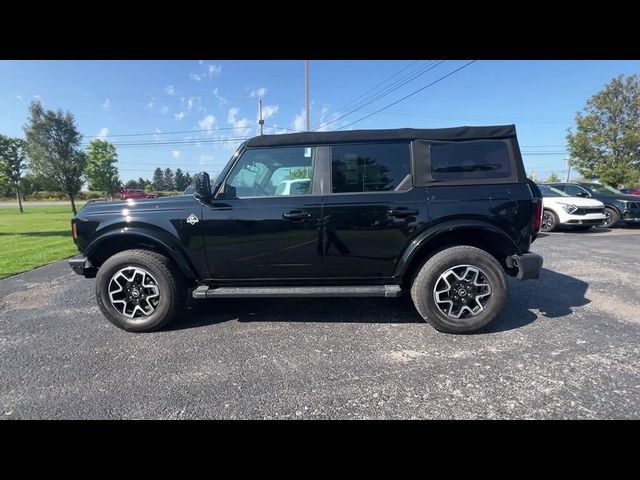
1;226;639;419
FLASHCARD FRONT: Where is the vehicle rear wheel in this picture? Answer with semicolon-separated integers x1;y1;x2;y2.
410;246;507;334
602;207;620;228
541;209;559;232
95;249;185;332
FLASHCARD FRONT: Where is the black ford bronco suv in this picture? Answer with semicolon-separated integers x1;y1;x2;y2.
69;125;543;334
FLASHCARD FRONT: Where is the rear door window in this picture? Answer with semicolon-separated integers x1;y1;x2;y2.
331;142;412;193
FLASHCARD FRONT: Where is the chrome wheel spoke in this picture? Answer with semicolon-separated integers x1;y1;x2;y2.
108;266;161;320
433;264;492;320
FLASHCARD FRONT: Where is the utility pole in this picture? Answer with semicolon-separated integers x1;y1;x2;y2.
305;60;310;131
258;96;264;135
564;158;571;182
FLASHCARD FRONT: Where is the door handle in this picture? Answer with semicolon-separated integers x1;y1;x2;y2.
388;208;419;217
282;211;312;221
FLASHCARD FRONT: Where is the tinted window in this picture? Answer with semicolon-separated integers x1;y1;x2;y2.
331;143;411;193
227;147;314;198
430;141;511;180
539;185;567;197
564;185;587;196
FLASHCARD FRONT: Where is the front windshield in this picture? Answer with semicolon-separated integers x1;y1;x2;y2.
539;185;568;197
586;184;622;196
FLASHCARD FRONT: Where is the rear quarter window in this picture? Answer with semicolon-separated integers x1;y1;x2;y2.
430;140;511;181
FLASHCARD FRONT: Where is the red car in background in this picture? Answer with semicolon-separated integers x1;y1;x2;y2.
120;189;158;200
620;188;640;196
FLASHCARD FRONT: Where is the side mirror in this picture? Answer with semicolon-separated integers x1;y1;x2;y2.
223;184;237;199
195;172;212;198
576;191;589;198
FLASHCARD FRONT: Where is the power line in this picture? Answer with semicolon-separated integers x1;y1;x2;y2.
314;61;445;131
338;60;478;130
337;60;420;113
84;126;242;140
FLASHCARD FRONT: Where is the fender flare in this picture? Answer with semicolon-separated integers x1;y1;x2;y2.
394;220;521;277
84;225;198;280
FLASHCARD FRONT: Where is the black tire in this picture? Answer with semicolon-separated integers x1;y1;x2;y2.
95;249;185;332
410;246;508;334
602;207;620;228
541;209;559;232
571;225;593;231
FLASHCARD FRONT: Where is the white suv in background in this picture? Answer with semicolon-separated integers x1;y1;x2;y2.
539;184;606;232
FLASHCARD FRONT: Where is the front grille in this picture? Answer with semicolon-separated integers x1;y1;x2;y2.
574;207;605;216
628;201;640;210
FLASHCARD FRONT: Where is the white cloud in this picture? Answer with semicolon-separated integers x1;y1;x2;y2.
96;127;109;139
11;94;23;101
165;84;177;95
147;100;154;109
172;150;181;159
227;107;240;124
208;64;222;77
262;104;278;121
212;88;227;104
227;107;252;135
199;154;214;165
186;97;194;110
198;114;216;132
160;106;169;115
33;94;41;100
102;98;110;111
250;87;267;98
154;128;162;141
174;111;186;121
292;109;306;132
316;105;340;131
189;73;202;82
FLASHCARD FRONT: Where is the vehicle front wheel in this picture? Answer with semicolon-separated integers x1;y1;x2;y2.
602;207;620;228
541;209;559;232
410;246;508;334
95;249;185;332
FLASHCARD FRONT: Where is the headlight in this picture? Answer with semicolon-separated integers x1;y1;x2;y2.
559;203;578;214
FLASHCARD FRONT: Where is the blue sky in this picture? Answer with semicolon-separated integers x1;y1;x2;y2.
1;60;638;183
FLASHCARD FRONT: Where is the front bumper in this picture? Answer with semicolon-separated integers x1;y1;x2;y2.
68;255;97;278
506;253;543;281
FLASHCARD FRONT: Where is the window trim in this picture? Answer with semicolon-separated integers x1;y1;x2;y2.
413;138;522;186
216;145;322;200
326;141;414;196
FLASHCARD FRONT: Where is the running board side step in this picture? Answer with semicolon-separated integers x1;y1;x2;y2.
192;285;402;299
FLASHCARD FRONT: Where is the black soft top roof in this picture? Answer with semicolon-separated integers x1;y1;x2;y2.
245;125;516;147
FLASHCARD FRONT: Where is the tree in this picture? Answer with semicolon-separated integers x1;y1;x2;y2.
137;177;149;190
152;167;164;190
567;74;640;187
125;179;139;189
286;167;312;180
0;135;27;212
184;172;193;188
86;139;120;199
164;167;175;190
174;168;188;191
23;101;86;214
546;171;561;183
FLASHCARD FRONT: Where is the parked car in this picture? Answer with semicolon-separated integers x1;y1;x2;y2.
120;189;158;200
275;178;311;195
545;182;640;228
538;184;605;232
69;125;543;334
620;188;640;196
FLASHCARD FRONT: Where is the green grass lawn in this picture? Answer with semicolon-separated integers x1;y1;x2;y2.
0;204;83;279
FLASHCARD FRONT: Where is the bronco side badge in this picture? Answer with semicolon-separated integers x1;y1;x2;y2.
186;214;199;225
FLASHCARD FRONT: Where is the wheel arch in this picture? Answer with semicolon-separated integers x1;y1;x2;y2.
397;222;521;287
84;226;199;281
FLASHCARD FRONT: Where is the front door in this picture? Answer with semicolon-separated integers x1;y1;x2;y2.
201;145;323;280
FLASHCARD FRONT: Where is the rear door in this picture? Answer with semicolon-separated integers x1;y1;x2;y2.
321;142;427;279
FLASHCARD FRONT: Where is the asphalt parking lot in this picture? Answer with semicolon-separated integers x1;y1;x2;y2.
1;227;639;419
